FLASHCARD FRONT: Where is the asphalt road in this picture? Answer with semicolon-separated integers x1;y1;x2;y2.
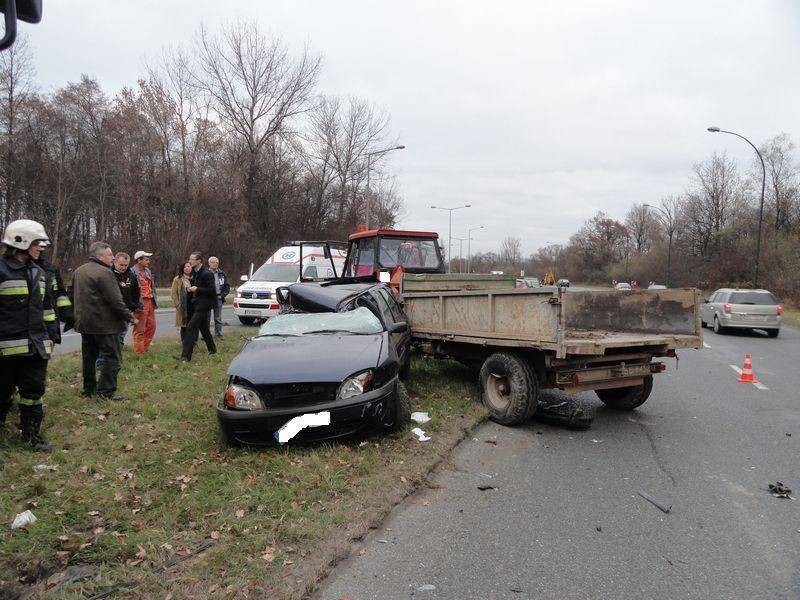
316;325;800;600
54;306;239;354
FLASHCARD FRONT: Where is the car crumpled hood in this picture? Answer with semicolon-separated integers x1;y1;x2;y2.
228;333;384;384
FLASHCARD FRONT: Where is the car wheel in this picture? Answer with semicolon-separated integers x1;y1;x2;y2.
479;352;538;425
238;316;256;326
399;354;411;380
595;375;653;410
767;329;780;338
383;380;411;432
700;316;707;328
713;315;725;334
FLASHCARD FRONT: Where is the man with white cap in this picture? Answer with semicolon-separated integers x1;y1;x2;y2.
131;250;158;354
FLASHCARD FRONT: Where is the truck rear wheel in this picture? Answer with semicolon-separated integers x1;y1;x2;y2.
479;352;538;425
595;375;653;410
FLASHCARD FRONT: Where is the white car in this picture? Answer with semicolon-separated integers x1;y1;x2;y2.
614;282;632;291
648;284;667;290
233;245;346;325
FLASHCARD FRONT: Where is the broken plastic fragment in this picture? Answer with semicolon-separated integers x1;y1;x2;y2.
274;411;331;444
416;584;436;592
411;427;430;442
10;510;37;530
410;412;431;424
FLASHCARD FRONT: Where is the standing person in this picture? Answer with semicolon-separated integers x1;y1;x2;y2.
179;251;217;362
0;220;57;451
207;256;230;339
96;252;140;368
73;242;136;401
35;247;75;344
170;261;192;343
131;250;157;354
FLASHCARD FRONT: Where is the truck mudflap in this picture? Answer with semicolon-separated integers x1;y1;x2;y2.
556;361;666;394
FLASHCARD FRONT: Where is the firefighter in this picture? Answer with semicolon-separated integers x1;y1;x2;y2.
36;249;75;344
0;219;57;451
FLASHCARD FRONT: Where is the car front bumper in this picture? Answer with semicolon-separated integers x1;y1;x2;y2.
233;298;281;319
216;378;398;446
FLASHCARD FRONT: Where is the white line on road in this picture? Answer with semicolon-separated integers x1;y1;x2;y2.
729;365;769;391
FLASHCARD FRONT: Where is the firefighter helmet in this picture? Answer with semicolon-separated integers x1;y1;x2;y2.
2;219;50;250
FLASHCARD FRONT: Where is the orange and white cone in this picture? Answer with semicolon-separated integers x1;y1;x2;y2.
738;354;758;383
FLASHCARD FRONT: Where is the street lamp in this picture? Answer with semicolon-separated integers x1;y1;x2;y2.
467;225;484;273
707;126;766;287
451;236;469;273
364;144;406;229
643;203;673;287
431;205;471;273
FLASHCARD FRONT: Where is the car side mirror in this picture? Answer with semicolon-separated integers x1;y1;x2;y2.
0;0;42;51
388;321;408;333
703;299;709;303
276;286;291;305
240;275;249;282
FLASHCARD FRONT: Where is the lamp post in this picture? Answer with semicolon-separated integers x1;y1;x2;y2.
451;236;469;273
364;144;405;229
431;205;471;273
643;203;673;287
467;225;484;274
707;126;766;287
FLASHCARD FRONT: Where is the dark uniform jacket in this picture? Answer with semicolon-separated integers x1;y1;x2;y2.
36;257;75;344
0;251;55;359
115;267;142;312
188;265;217;312
73;258;133;335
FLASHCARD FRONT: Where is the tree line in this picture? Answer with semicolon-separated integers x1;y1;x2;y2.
477;136;800;300
0;22;404;282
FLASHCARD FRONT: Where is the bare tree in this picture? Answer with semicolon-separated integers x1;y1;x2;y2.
625;203;658;253
500;236;523;265
759;133;799;232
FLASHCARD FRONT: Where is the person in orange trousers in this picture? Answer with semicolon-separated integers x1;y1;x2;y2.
132;250;158;354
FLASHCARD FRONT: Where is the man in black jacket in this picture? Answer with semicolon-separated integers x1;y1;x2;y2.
179;251;217;361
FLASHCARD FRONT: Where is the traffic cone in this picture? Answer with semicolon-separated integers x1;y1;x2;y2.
738;354;758;383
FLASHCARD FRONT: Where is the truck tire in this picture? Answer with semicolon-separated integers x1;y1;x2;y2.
383;380;411;432
479;352;538;425
238;316;257;326
595;375;653;410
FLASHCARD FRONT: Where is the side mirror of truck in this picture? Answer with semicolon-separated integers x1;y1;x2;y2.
703;299;709;303
240;275;249;282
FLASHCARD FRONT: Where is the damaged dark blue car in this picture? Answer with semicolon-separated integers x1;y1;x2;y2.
216;282;412;446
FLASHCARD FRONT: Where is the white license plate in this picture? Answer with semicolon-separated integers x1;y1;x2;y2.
244;310;262;316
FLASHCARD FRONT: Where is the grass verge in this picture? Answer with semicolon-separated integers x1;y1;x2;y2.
0;338;486;598
782;308;800;328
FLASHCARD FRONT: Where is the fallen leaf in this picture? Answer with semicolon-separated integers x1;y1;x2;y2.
93;527;105;535
135;546;147;559
88;510;100;516
210;531;220;540
234;509;245;518
282;559;294;566
261;547;276;563
57;535;70;542
124;444;134;452
97;414;107;421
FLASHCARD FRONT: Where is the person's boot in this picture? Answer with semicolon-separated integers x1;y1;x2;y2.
20;408;52;452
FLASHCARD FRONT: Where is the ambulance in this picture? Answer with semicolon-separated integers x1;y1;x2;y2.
233;243;347;324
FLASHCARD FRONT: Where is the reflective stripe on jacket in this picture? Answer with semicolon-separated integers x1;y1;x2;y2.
0;252;53;359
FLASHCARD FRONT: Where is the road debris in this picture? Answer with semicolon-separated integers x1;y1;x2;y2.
33;464;58;472
10;509;37;529
484;439;498;446
274;411;331;444
534;400;594;429
410;412;431;424
768;482;792;498
591;439;604;444
415;584;436;592
638;490;672;514
477;485;497;491
411;427;431;442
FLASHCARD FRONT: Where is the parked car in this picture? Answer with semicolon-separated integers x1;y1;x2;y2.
524;277;541;288
648;284;667;290
556;278;570;288
614;282;632;291
217;282;412;446
700;288;782;337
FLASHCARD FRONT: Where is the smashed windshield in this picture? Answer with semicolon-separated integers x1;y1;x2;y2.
257;307;383;336
251;263;299;283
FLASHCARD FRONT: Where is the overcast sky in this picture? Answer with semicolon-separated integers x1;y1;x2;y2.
23;1;800;256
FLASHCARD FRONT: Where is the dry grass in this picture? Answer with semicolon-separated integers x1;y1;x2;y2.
0;339;486;598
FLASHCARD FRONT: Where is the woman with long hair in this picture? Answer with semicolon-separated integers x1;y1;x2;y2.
170;261;192;343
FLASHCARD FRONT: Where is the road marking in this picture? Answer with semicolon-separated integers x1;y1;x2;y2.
703;342;712;348
729;365;769;391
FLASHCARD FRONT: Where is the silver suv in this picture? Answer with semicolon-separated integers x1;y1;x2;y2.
701;288;782;337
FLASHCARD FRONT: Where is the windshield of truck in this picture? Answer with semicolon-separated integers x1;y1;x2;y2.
378;238;441;269
250;263;299;283
728;291;778;305
256;307;383;336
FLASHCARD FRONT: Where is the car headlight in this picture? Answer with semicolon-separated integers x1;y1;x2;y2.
338;370;373;400
224;384;264;410
236;290;244;298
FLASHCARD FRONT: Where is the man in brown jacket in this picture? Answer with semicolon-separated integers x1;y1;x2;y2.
73;242;137;401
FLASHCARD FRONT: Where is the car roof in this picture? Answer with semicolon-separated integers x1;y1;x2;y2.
285;281;382;312
713;288;773;293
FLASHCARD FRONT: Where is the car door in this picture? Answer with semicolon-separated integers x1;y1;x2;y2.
371;287;410;372
702;291;716;322
709;291;725;321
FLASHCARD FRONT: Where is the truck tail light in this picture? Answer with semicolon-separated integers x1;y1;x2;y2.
723;303;731;314
777;304;783;315
650;362;667;373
